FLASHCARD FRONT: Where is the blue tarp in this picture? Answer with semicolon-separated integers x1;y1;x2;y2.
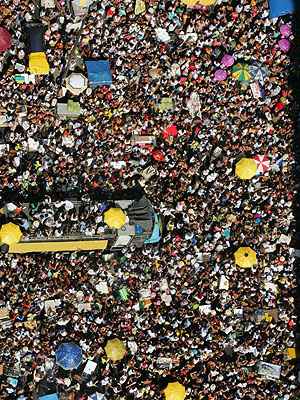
144;213;161;244
85;60;112;87
38;395;59;400
268;0;295;18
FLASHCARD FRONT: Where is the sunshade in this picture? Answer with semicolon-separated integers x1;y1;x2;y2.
104;208;126;229
0;27;11;52
28;52;50;75
55;343;82;370
66;73;88;95
221;54;234;67
280;24;292;38
235;158;257;180
253;155;270;173
162;125;177;141
232;63;251;82
0;223;22;245
268;0;294;19
164;382;186;400
67;100;81;113
27;23;45;53
214;69;227;81
85;60;112;87
234;247;257;268
249;63;269;84
104;339;126;362
278;38;290;53
181;0;215;5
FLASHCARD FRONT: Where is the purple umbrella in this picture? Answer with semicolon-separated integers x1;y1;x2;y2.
221;54;234;67
278;38;291;53
214;69;227;81
280;24;292;38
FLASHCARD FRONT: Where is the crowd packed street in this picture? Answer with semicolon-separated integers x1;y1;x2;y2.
0;0;299;399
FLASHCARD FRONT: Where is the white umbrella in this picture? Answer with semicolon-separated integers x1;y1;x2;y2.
66;73;88;95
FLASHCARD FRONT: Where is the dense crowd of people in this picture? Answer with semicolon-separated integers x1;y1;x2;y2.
0;0;299;399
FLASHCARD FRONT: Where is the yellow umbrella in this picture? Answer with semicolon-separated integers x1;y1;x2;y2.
234;247;257;269
103;208;126;229
0;223;22;245
105;339;126;362
181;0;215;5
235;158;257;180
164;382;186;400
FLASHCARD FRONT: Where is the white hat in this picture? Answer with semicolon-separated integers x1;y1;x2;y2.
6;203;17;212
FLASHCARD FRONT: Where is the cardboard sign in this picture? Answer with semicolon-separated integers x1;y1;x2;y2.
258;362;281;380
157;357;172;369
219;275;229;290
250;81;264;99
83;360;97;375
198;304;211;315
96;281;109;294
41;0;55;7
44;299;61;315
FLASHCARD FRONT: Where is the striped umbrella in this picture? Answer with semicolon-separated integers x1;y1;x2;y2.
253;155;270;173
232;63;251;82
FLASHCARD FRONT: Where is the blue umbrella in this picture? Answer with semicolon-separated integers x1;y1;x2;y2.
55;343;82;370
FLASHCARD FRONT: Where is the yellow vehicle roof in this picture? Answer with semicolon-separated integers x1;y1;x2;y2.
28;52;50;75
9;240;108;253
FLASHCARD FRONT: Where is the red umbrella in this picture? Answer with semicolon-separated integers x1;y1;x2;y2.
275;102;284;112
162;125;178;141
152;149;165;162
0;27;11;52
